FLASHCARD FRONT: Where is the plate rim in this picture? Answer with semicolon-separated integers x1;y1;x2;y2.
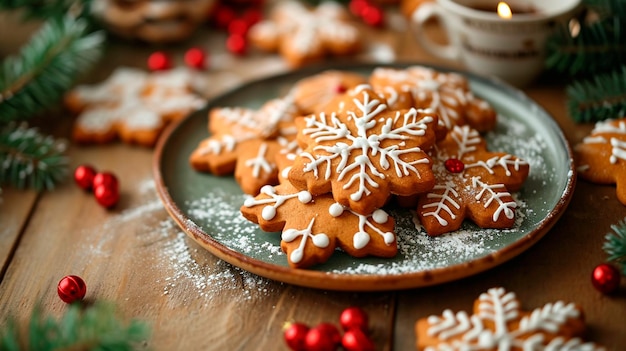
152;62;577;291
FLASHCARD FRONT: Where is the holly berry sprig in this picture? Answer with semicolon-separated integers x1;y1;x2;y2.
283;306;375;351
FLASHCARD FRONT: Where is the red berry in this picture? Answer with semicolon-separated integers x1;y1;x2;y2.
444;158;465;173
147;51;171;71
284;322;309;351
74;165;97;191
342;329;375;351
184;47;208;70
226;34;248;55
361;6;384;27
305;323;341;351
340;306;369;332
213;5;236;29
94;184;120;208
228;18;250;36
57;275;87;304
242;8;263;26
592;263;621;294
92;172;119;191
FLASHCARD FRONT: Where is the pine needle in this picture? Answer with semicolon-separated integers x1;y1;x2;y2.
0;14;104;123
566;65;626;122
0;302;150;351
0;122;69;190
604;218;626;275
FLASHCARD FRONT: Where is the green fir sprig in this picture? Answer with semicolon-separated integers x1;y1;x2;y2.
0;302;150;351
0;123;69;190
604;218;626;276
0;14;104;123
566;65;626;122
0;0;93;21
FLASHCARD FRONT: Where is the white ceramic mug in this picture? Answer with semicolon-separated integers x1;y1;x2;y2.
411;0;582;86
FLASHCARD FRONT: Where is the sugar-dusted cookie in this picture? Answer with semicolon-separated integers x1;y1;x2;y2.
247;1;361;67
67;67;205;147
189;96;300;195
416;287;605;350
240;181;396;268
369;66;497;132
575;118;626;205
415;125;529;236
290;70;368;114
288;84;439;215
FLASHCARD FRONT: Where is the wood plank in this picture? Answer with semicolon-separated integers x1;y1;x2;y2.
0;188;38;279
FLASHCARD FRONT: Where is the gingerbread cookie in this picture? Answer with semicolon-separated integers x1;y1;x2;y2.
290;70;368;114
189;96;300;195
240;182;396;268
413;125;529;236
288;84;439;215
369;66;497;132
575;118;626;205
67;67;205;147
91;0;217;43
416;287;604;350
247;1;362;67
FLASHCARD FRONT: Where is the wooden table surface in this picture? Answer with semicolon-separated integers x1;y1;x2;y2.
1;8;625;350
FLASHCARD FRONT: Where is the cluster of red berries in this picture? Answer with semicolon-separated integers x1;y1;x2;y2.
147;47;209;72
74;165;120;208
284;306;375;351
209;0;265;55
349;0;385;27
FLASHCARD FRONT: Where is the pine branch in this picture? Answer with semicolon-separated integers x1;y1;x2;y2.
545;13;626;77
0;14;105;123
0;0;93;20
604;218;626;275
566;65;626;122
0;302;150;351
0;123;69;191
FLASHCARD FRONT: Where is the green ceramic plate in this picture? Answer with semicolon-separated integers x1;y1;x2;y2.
153;62;575;291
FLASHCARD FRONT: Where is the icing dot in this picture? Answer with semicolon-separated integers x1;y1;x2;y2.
243;198;256;207
261;184;275;194
298;191;313;203
329;203;344;217
445;158;465;173
383;232;395;245
312;233;330;248
290;249;304;264
282;228;299;242
353;232;370;249
261;206;276;221
372;209;388;223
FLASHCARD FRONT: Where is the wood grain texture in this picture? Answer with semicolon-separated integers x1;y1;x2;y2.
1;5;625;351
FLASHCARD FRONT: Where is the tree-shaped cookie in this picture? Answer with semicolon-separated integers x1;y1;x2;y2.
67;67;205;147
189;97;299;195
288;84;439;215
416;287;604;350
369;66;497;132
240;182;396;268
247;1;361;67
575;118;626;205
416;125;529;236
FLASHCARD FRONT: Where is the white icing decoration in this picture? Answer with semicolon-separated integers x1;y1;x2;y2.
424;288;602;351
610;137;626;164
422;182;461;226
300;86;434;203
329;202;344;217
472;177;516;221
243;185;312;221
281;218;329;264
372;209;388;224
244;142;274;178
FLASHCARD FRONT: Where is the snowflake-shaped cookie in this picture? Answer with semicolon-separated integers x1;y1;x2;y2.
288;84;439;215
240;181;396;268
289;70;368;114
416;287;605;350
189;97;299;195
67;67;205;147
247;1;361;67
575;118;626;205
369;66;497;133
415;125;529;236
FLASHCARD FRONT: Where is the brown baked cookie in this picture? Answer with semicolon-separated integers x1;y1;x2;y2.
247;1;361;67
369;66;497;132
416;287;604;350
290;70;368;114
240;181;397;268
189;97;300;195
575;118;626;205
288;84;439;215
415;125;529;236
67;67;205;147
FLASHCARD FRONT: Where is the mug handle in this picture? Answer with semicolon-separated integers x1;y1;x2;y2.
411;2;460;61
